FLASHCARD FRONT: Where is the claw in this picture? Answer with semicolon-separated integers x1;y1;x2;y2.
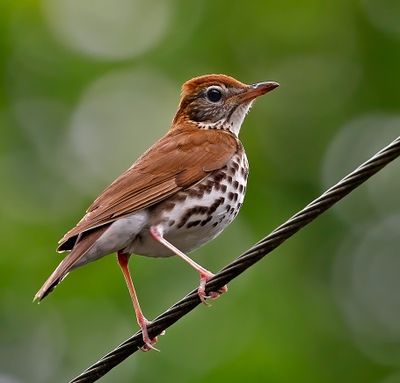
140;338;159;352
139;318;160;352
198;272;228;305
208;284;228;300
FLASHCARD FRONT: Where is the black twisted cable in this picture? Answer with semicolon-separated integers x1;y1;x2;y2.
70;135;400;383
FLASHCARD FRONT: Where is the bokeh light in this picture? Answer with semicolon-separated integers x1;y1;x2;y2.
321;113;400;227
0;375;21;383
333;215;400;366
41;0;172;60
361;0;400;39
68;68;177;188
380;372;400;383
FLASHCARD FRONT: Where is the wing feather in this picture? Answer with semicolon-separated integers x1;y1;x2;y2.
58;128;238;250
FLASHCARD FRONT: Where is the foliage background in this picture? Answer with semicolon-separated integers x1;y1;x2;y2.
1;0;400;382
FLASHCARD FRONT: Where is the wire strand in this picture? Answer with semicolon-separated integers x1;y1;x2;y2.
69;135;400;383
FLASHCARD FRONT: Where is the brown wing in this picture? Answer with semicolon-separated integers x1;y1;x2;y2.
58;128;238;250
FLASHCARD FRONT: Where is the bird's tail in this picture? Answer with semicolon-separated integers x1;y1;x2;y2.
34;227;107;302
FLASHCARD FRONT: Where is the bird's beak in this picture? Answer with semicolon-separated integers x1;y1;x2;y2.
235;81;280;104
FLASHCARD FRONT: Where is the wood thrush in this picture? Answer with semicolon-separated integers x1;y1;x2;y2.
34;74;279;350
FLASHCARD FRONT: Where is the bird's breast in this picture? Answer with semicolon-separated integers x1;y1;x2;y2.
132;150;249;257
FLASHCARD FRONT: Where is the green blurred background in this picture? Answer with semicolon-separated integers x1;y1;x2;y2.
1;0;400;382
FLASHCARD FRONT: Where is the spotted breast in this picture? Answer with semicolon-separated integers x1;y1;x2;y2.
130;144;249;257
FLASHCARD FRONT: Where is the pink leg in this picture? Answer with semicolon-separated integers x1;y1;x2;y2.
149;226;227;304
117;251;158;351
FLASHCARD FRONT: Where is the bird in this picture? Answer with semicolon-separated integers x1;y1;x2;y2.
34;74;279;350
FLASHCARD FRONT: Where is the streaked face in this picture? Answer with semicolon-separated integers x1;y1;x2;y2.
181;82;254;136
176;75;279;136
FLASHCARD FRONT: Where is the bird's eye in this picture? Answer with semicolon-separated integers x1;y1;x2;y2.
206;87;222;103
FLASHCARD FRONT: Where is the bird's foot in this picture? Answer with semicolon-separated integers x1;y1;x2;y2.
139;318;160;352
198;271;228;305
208;284;228;300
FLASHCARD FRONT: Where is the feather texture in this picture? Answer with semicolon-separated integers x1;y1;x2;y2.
58;128;239;251
35;226;108;301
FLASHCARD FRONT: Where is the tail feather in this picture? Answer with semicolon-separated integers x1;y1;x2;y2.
34;227;108;302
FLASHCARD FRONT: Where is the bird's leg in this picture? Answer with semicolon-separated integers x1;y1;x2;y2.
117;251;158;351
149;226;228;304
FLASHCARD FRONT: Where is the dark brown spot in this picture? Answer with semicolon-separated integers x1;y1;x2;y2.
232;161;239;171
213;172;226;183
188;189;201;198
228;192;234;201
227;175;233;183
177;212;191;228
238;184;244;193
230;207;235;214
225;204;231;212
208;197;224;214
168;220;175;227
194;182;211;196
205;181;214;193
187;220;201;228
221;184;227;193
201;216;212;226
212;222;218;227
198;206;208;215
233;180;239;189
174;193;187;203
233;193;238;202
177;205;205;228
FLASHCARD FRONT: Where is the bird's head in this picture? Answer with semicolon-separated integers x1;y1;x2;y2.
173;74;279;136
